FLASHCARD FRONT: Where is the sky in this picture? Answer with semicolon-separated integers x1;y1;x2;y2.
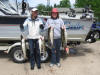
21;0;76;7
27;0;61;7
70;0;76;8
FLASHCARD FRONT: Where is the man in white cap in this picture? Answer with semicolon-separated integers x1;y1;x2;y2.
22;8;44;70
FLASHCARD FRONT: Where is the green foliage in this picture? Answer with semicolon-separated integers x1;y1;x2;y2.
37;4;46;11
37;4;52;15
60;0;71;7
75;0;100;12
37;0;71;15
75;0;100;21
54;0;71;8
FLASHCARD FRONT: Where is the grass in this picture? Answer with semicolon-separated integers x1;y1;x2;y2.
96;39;100;41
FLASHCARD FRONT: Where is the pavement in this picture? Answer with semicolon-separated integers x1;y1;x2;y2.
0;41;100;75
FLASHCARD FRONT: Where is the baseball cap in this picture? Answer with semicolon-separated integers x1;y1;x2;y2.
31;8;38;12
52;8;58;13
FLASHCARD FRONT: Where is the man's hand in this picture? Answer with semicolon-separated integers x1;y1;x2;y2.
21;34;26;40
40;36;44;40
62;25;66;30
50;26;54;29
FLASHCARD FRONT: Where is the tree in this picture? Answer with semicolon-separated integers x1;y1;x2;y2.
37;4;46;12
75;0;100;12
75;0;100;21
37;0;71;15
75;0;89;8
54;0;71;8
59;0;71;7
37;4;52;15
54;4;60;8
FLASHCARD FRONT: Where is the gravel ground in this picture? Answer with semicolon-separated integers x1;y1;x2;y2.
0;41;100;75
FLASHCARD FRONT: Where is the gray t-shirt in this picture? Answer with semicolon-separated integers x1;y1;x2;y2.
45;18;64;39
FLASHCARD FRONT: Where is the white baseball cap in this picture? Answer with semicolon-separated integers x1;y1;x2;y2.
31;8;38;12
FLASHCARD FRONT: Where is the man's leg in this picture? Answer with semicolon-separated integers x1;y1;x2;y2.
35;39;41;68
51;39;56;64
55;39;61;63
28;39;35;69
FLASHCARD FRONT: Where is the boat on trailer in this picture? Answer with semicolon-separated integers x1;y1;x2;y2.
0;0;96;63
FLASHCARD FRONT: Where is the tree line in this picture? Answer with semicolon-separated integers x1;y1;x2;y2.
37;0;100;20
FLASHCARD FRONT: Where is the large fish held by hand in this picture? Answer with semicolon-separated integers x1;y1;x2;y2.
39;38;46;57
61;28;68;54
48;27;54;48
21;35;27;59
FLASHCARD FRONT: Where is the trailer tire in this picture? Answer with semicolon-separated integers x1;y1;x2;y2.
40;48;51;63
10;46;26;63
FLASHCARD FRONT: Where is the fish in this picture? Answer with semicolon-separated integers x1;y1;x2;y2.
48;27;54;48
61;28;68;53
39;38;46;56
21;35;27;59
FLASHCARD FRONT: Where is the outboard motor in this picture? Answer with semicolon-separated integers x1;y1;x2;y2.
68;8;76;17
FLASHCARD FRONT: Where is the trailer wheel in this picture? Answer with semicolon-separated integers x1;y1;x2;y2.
10;46;26;63
40;48;51;63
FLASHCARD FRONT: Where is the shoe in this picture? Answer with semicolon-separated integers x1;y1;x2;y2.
49;63;54;67
56;63;61;67
37;66;41;69
31;67;34;70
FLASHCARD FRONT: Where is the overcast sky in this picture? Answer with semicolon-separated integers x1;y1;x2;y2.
24;0;75;7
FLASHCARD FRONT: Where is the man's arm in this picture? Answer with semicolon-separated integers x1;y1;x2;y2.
22;19;28;31
20;19;28;38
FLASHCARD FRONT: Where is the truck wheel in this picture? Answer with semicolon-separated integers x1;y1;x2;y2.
40;48;51;63
10;46;26;63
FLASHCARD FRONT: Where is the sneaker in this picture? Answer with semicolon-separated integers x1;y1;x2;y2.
49;63;54;67
56;63;61;67
31;67;34;70
37;66;41;69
